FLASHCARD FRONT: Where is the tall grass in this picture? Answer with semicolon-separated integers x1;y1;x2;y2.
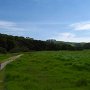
4;51;90;90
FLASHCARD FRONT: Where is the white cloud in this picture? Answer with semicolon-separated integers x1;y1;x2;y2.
0;20;24;31
53;32;75;41
60;32;75;38
70;21;90;30
53;32;90;42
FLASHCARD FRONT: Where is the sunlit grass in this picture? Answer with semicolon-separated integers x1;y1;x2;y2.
4;51;90;90
0;53;18;62
0;53;19;90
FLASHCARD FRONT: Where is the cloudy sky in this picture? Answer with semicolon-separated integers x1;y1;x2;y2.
0;0;90;42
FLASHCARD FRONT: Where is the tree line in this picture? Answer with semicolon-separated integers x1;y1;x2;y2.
0;33;90;53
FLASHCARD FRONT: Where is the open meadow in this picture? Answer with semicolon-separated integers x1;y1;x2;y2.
0;53;19;90
1;51;90;90
0;54;13;90
0;53;19;62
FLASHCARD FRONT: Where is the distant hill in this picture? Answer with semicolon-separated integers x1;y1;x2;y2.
0;33;90;53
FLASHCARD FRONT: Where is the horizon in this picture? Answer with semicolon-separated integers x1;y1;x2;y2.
0;0;90;42
0;33;89;43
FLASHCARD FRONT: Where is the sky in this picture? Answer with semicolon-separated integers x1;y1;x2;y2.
0;0;90;42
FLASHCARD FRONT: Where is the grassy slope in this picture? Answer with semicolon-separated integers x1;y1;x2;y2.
0;70;5;90
4;51;90;90
0;53;19;90
0;54;11;90
0;53;18;62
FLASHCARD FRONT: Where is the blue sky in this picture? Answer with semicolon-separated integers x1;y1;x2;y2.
0;0;90;42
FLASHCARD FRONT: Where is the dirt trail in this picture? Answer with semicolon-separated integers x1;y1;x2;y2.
0;54;23;70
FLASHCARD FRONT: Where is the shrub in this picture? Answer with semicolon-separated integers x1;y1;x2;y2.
10;47;30;53
0;47;7;54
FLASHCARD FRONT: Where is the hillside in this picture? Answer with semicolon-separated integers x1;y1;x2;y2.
0;33;90;53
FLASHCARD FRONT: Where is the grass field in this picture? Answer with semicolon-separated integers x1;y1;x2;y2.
0;53;18;62
2;51;90;90
0;53;20;90
0;54;12;90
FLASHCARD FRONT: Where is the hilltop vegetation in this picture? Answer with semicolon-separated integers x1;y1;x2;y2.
0;33;90;53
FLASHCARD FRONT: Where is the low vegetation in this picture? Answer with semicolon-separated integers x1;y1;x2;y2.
0;70;4;90
0;53;19;90
0;54;16;62
4;51;90;90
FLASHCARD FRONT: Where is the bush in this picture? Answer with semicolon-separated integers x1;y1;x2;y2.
10;47;30;53
0;47;7;54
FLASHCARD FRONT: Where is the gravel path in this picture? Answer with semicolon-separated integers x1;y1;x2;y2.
0;54;23;70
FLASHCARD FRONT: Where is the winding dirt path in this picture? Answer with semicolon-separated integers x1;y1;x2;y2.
0;54;23;70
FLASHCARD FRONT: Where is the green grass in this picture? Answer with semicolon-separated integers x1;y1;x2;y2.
0;70;5;90
0;54;12;90
0;53;19;90
0;53;18;62
4;51;90;90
